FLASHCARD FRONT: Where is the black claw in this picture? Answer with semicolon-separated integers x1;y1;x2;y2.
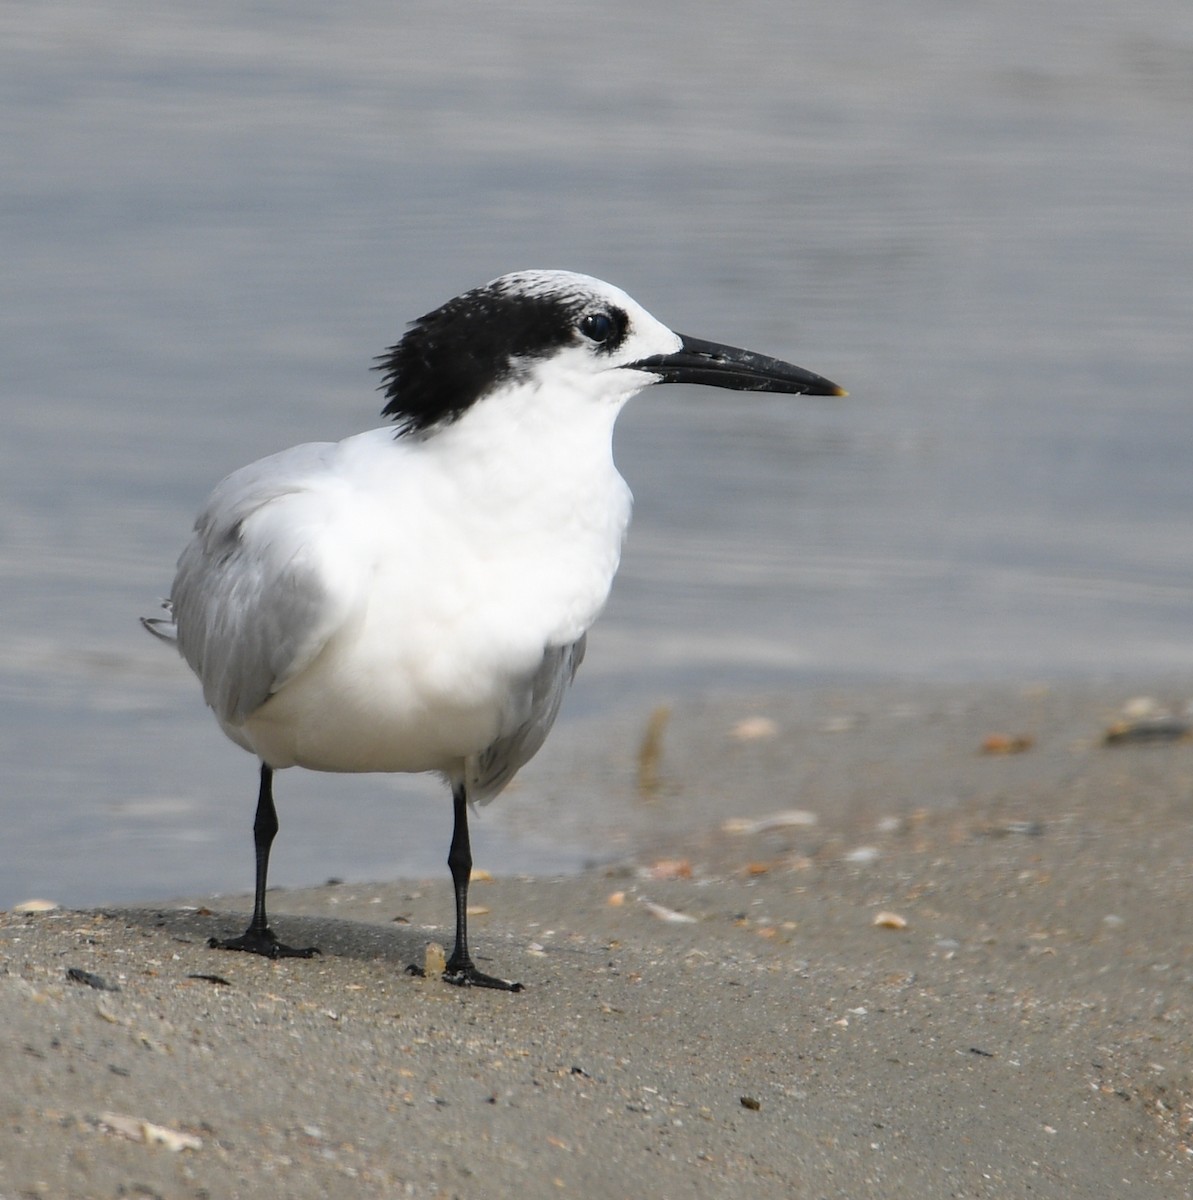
209;929;320;959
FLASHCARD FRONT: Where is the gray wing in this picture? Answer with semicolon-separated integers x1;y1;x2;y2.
466;635;587;805
165;442;365;727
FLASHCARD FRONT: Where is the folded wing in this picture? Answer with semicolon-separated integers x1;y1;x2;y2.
169;443;367;729
467;636;586;804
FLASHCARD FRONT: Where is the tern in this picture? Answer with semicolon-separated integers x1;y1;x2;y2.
144;270;843;990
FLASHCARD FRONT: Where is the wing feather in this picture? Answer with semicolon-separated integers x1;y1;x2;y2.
169;443;366;727
467;636;586;804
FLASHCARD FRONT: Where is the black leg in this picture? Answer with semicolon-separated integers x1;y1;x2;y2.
209;763;319;959
442;782;522;991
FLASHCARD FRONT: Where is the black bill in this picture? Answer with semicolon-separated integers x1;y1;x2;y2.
631;334;845;396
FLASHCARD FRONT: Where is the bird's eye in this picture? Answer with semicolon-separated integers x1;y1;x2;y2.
579;311;616;344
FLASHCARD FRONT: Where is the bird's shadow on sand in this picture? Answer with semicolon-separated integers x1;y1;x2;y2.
103;905;428;968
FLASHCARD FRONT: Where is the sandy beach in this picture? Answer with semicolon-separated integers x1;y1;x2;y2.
3;678;1192;1198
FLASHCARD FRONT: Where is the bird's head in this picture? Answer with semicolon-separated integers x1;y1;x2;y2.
375;270;843;437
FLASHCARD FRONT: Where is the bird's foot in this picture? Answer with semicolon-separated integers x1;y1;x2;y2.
443;954;523;992
208;927;320;959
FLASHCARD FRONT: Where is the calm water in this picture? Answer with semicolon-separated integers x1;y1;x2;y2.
3;1;1191;906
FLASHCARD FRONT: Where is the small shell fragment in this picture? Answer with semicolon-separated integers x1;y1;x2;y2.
66;967;119;992
1103;717;1191;745
844;845;880;864
722;810;818;836
730;716;778;741
1102;697;1192;745
980;733;1036;755
98;1112;202;1152
873;911;908;930
645;858;692;881
639;899;697;924
424;941;446;977
606;891;627;907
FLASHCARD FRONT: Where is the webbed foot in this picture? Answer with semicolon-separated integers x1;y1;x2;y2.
209;927;320;959
443;954;522;992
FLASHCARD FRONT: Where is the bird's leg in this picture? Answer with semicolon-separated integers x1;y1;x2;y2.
209;763;319;959
442;782;522;991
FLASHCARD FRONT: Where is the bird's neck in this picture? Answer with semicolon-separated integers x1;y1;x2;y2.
420;377;631;512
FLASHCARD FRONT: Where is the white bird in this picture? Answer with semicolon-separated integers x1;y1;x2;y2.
144;269;843;990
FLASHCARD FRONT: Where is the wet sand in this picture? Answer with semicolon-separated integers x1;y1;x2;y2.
3;679;1192;1198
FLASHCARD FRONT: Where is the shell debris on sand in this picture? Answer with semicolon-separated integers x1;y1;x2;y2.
639;898;698;924
97;1112;202;1152
844;845;880;865
423;941;446;977
722;809;818;836
642;858;693;881
1103;696;1192;745
980;732;1036;755
873;911;909;930
729;715;778;741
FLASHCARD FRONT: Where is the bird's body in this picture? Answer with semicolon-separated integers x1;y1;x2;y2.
172;421;623;789
146;270;842;989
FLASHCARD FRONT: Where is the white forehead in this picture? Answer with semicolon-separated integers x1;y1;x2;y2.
486;270;640;315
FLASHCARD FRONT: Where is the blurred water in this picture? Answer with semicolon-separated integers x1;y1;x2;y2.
2;0;1191;906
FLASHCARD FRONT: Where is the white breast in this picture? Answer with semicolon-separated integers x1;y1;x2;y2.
236;414;633;776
